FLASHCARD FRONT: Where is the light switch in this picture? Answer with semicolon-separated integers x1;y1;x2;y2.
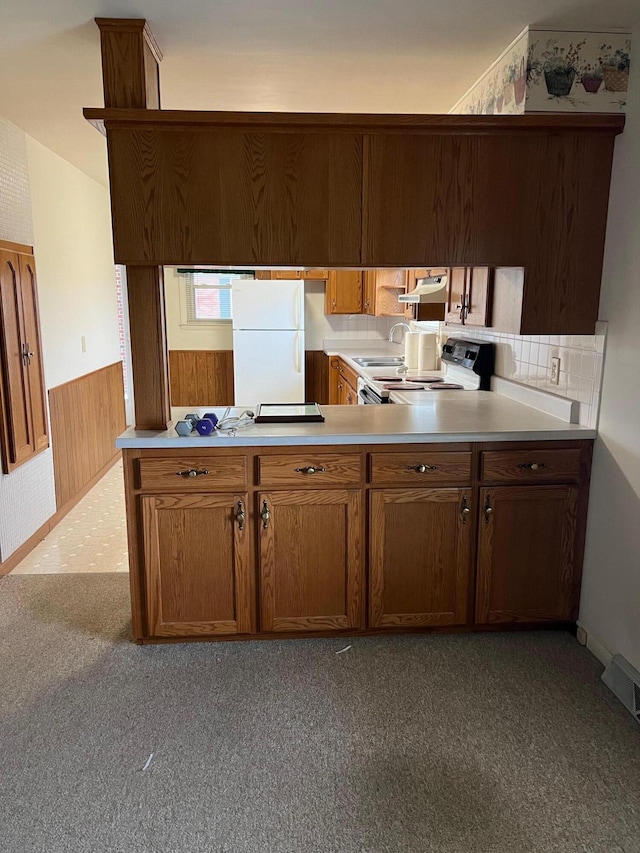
81;335;86;353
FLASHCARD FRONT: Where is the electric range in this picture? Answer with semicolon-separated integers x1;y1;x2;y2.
357;338;495;404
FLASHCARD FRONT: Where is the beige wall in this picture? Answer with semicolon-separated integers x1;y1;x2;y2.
0;116;122;562
578;29;640;671
26;136;121;390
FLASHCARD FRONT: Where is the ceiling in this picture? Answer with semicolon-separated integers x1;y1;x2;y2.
1;0;638;187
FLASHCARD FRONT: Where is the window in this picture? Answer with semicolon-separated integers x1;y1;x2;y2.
178;270;253;328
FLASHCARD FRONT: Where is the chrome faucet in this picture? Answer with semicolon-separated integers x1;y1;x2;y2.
388;322;411;343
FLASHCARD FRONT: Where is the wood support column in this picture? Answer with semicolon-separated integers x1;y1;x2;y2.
95;18;169;429
126;266;171;431
95;18;162;108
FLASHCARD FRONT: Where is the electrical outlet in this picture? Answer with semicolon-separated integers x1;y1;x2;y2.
81;335;86;353
551;356;560;384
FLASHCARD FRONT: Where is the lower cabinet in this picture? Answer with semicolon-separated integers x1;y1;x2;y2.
142;493;253;637
258;489;362;632
369;488;472;627
130;442;590;642
475;485;578;624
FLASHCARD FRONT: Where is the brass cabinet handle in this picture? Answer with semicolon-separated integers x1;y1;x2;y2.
294;466;326;475
260;499;271;529
176;469;210;478
460;495;471;524
22;342;34;365
408;464;437;473
484;495;493;523
517;462;546;471
235;500;246;531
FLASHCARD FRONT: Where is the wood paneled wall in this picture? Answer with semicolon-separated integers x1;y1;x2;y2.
169;350;234;407
169;350;327;407
49;362;126;510
305;351;329;405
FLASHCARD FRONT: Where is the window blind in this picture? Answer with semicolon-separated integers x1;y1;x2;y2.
179;271;252;323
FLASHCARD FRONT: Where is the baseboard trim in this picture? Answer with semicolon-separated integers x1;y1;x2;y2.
577;621;613;668
0;451;121;577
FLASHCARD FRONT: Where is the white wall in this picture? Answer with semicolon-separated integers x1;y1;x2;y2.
26;137;120;390
0;115;122;562
578;34;640;672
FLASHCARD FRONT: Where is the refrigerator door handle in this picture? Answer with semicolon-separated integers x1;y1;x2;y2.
295;285;302;330
296;331;302;373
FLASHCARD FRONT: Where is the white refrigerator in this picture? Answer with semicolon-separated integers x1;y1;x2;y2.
231;279;305;406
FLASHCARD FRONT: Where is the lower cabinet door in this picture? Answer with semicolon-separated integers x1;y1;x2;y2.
142;493;253;637
475;485;578;624
259;490;363;632
369;488;472;627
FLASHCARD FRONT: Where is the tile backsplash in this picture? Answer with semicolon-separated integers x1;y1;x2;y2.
441;322;607;428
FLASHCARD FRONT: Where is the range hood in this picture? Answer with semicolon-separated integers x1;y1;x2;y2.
399;274;448;304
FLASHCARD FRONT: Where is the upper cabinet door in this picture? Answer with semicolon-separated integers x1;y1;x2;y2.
325;270;363;314
465;266;493;327
108;128;363;266
445;267;467;325
17;255;48;453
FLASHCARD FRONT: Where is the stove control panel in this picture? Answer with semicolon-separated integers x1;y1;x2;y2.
441;338;495;384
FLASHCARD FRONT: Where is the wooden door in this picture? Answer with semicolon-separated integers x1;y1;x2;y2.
259;490;362;632
325;270;363;314
0;250;33;469
362;270;376;314
445;267;467;325
142;493;253;637
475;485;578;624
465;266;493;327
17;255;48;453
369;488;472;627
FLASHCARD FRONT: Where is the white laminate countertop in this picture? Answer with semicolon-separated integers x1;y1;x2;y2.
116;397;595;448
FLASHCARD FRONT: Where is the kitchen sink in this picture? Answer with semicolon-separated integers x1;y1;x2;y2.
353;357;405;367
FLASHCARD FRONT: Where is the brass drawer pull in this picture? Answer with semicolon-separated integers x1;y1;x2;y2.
517;462;547;471
408;464;437;473
295;466;326;475
176;468;210;478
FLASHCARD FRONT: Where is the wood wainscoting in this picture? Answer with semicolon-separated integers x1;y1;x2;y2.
169;350;234;407
169;349;328;407
49;362;126;510
305;351;329;405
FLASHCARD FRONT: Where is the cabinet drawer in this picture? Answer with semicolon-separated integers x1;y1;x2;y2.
137;457;247;491
369;452;472;485
338;359;359;392
258;453;362;486
480;449;582;483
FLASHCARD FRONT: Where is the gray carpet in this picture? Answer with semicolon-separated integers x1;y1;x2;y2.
1;574;639;853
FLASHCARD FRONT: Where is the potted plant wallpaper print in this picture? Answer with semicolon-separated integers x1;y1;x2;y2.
526;33;631;111
450;27;631;115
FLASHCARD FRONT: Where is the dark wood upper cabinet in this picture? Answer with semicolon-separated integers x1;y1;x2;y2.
105;124;363;267
86;109;624;333
0;244;49;473
363;129;617;333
